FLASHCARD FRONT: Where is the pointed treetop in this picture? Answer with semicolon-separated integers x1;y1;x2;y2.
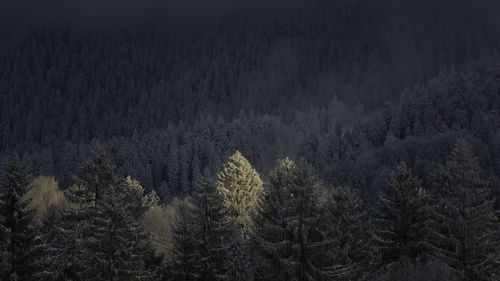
216;150;263;238
445;138;480;174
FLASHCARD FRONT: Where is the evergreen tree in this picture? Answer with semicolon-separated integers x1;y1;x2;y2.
325;185;376;281
252;157;296;281
81;177;157;281
169;199;199;281
216;150;263;238
373;162;429;270
0;153;53;280
191;177;230;281
44;149;116;280
428;139;499;281
253;158;332;281
45;150;158;280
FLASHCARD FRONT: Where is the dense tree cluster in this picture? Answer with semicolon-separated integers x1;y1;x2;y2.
0;0;499;279
1;142;498;280
1;0;500;150
4;55;498;212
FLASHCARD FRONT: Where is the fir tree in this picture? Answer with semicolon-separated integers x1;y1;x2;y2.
428;139;499;281
191;177;230;281
216;150;263;239
81;177;156;281
373;162;429;270
0;153;53;281
253;158;332;281
325;185;376;281
45;150;158;280
169;199;199;281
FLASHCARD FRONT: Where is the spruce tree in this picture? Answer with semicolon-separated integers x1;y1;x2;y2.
373;162;429;270
82;177;156;281
216;150;263;238
169;199;199;281
0;153;53;280
253;158;332;281
169;176;240;281
191;177;230;281
325;185;376;281
44;149;116;280
428;139;499;281
45;150;158;280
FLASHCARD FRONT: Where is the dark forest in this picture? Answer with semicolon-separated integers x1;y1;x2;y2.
0;0;499;280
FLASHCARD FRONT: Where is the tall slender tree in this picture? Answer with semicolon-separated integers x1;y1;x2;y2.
325;185;376;281
0;153;53;280
192;177;230;280
253;158;332;281
428;139;499;281
169;199;199;281
373;161;429;271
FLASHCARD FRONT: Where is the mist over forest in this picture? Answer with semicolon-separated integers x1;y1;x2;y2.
0;1;499;280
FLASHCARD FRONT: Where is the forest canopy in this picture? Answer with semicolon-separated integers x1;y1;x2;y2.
0;0;499;280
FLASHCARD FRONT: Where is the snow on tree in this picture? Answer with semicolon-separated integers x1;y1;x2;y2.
216;150;263;239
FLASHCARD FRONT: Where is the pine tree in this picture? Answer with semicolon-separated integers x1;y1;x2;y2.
0;153;53;280
81;177;156;281
428;139;499;281
169;199;199;281
325;185;376;281
191;177;230;281
169;176;242;281
373;162;429;270
45;150;158;280
74;147;116;203
253;158;332;281
252;157;296;281
216;150;263;239
44;149;115;280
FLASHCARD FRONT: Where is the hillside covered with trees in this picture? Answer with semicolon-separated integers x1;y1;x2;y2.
0;0;499;280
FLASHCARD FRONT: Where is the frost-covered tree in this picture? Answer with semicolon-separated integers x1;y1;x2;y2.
216;150;263;238
428;139;499;281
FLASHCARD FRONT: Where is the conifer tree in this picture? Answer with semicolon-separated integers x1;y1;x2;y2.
45;150;158;280
253;158;332;281
44;149;116;279
428;139;499;281
0;153;53;280
81;176;156;280
373;162;429;270
191;177;230;281
216;150;263;238
169;199;199;281
325;185;376;281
